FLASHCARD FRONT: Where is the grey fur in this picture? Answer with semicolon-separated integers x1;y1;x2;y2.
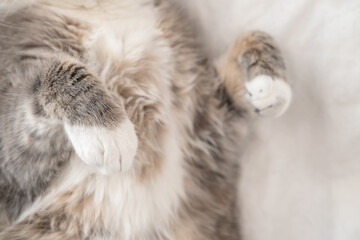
0;5;128;222
0;1;288;239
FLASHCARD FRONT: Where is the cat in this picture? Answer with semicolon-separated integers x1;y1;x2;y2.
0;0;292;239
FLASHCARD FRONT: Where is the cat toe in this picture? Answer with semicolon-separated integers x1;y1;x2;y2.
64;118;138;174
245;75;292;117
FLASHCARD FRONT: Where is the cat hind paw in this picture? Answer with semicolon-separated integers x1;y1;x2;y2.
245;75;292;117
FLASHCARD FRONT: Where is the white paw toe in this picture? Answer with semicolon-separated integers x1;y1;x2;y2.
65;119;138;175
245;75;292;117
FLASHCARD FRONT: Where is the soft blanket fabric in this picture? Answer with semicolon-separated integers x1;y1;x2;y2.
176;0;360;239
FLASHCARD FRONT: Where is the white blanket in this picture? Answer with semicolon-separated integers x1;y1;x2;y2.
177;0;360;239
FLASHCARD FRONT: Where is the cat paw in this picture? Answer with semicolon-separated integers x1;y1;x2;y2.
64;119;138;175
245;75;292;117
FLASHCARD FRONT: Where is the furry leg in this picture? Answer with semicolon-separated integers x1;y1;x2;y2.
215;31;292;117
34;58;139;174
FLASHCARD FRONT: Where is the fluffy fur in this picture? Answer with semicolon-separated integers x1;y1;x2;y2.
0;0;292;239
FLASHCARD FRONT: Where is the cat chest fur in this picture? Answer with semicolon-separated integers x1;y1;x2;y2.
19;0;188;238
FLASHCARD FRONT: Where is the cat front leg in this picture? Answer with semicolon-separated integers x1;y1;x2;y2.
34;59;138;174
216;31;292;117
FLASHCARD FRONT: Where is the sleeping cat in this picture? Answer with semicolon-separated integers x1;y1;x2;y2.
0;0;292;239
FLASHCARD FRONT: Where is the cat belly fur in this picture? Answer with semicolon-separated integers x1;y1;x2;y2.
18;0;187;238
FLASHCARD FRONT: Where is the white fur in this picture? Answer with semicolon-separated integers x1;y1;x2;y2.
97;116;185;239
245;75;292;117
64;119;138;174
66;1;184;237
18;1;186;238
25;116;185;239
